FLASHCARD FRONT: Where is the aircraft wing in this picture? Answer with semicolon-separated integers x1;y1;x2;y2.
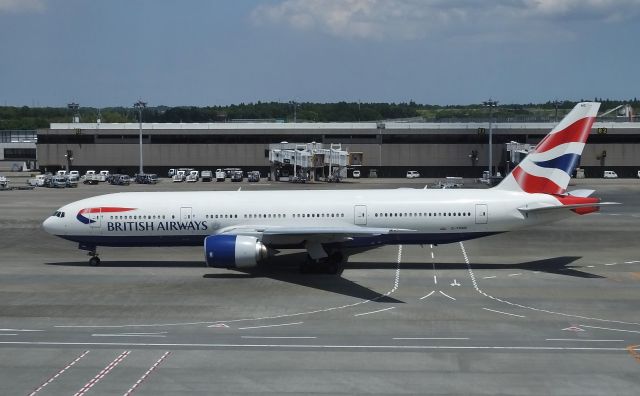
214;225;415;238
213;225;413;256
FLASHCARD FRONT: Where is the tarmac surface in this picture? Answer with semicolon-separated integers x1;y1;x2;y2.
1;177;639;395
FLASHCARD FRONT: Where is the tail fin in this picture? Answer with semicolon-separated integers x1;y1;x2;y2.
495;102;600;194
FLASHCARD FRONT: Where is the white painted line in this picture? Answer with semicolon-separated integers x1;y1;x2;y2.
74;350;130;396
354;307;396;317
459;241;640;327
508;273;522;277
578;324;640;334
431;251;434;259
624;260;640;264
0;334;17;336
393;337;469;340
0;328;43;332
238;322;303;330
53;245;404;330
433;275;438;285
241;336;317;339
92;334;167;338
123;351;170;396
439;291;456;301
587;265;595;268
420;291;435;300
546;339;624;342
604;263;617;266
482;307;525;318
28;350;90;396
482;276;497;279
0;341;628;351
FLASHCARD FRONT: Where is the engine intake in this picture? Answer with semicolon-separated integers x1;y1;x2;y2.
204;235;268;268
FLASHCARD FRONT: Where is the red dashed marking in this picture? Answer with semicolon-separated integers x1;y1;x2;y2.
73;350;130;396
122;351;171;396
28;350;90;396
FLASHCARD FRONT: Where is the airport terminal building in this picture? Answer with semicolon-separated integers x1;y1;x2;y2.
36;120;640;177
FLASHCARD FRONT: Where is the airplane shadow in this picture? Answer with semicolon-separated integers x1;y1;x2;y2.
45;254;600;303
347;256;603;279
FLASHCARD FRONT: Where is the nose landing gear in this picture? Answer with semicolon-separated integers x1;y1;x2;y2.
79;243;101;266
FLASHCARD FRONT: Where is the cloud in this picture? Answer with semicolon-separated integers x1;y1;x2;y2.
250;0;640;40
0;0;45;13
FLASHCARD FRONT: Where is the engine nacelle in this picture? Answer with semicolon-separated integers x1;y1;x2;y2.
204;235;268;269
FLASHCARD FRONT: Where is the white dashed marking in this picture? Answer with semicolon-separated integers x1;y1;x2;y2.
482;307;525;318
354;307;396;317
238;322;303;330
439;291;456;301
28;350;91;396
546;339;624;342
420;291;435;300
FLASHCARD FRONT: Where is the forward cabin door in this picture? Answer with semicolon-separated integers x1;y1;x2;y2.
475;204;488;224
180;207;192;222
89;208;101;229
354;205;367;225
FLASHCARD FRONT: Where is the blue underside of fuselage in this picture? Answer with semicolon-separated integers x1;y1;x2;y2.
58;232;501;249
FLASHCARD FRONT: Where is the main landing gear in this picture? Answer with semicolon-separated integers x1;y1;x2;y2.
79;243;101;266
299;252;344;275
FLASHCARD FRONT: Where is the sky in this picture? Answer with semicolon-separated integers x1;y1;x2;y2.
0;0;639;107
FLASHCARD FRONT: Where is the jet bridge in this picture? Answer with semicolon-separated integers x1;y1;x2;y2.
268;142;360;182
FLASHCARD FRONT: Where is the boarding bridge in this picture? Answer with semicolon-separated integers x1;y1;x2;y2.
268;142;356;181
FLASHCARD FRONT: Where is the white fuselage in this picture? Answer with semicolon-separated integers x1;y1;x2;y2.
43;188;566;249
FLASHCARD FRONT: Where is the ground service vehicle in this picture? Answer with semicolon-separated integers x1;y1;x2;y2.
44;103;616;271
231;171;243;182
604;170;618;178
352;170;361;178
29;175;47;187
248;171;260;182
109;175;130;185
65;175;79;188
216;169;226;182
406;170;420;178
201;170;213;182
186;170;199;182
98;170;110;182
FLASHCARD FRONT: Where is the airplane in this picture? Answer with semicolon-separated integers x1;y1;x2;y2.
43;102;613;272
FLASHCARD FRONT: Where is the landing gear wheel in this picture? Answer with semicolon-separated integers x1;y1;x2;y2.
89;256;101;266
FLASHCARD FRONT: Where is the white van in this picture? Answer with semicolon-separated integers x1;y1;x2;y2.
603;170;618;179
406;170;420;179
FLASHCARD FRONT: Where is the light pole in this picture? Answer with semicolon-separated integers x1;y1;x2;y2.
67;102;80;123
289;101;298;123
134;100;147;175
483;99;498;177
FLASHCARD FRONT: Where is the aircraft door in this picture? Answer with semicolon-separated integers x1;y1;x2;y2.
89;208;101;229
180;207;192;221
354;205;367;225
475;204;488;224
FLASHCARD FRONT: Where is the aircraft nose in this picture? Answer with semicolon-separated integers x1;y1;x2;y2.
42;216;57;235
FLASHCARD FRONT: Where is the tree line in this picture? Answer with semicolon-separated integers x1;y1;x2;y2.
1;99;637;129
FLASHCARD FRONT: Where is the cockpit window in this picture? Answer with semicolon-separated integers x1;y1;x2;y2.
52;211;65;218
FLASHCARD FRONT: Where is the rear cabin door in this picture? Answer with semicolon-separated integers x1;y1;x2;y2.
354;205;367;225
475;204;488;224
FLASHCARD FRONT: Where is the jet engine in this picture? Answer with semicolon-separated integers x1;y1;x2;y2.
204;235;268;268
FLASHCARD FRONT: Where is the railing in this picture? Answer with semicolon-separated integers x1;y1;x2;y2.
0;130;38;143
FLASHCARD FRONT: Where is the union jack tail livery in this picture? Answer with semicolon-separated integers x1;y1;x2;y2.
496;102;600;195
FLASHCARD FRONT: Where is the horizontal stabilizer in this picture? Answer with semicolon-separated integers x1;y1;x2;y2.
567;189;595;198
518;202;619;214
